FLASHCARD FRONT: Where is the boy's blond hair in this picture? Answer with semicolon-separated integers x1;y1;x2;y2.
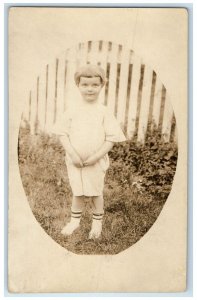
74;64;106;86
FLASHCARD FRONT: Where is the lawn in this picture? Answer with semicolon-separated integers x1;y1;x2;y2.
18;122;178;255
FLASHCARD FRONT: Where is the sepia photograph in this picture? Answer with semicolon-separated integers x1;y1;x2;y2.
18;42;178;255
9;6;188;293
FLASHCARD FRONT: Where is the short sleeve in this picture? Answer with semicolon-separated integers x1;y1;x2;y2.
50;110;71;136
104;109;126;143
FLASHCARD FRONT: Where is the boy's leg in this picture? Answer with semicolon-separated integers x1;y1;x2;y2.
89;195;104;239
61;196;85;235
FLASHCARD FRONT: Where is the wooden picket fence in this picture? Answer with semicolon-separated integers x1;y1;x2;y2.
21;40;177;144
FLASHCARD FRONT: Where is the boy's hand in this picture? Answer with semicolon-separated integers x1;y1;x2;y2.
70;152;83;168
83;155;98;167
84;142;114;167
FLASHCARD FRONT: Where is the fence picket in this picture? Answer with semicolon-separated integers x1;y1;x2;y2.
158;85;166;133
106;43;119;112
116;47;130;128
45;60;56;132
56;54;66;121
86;41;92;64
64;47;79;110
38;70;46;131
89;41;100;65
97;41;108;104
98;40;106;66
151;77;163;129
24;41;177;144
137;66;153;142
162;93;174;142
127;57;141;138
77;42;88;66
146;71;157;133
124;53;133;135
44;65;49;125
114;45;122;117
29;88;37;134
126;55;142;138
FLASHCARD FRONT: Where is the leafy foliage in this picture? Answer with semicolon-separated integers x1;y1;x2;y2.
18;122;178;254
108;128;178;204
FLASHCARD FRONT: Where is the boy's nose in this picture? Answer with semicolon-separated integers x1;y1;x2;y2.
87;86;93;91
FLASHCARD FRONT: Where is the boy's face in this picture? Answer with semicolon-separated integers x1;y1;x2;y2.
78;76;103;102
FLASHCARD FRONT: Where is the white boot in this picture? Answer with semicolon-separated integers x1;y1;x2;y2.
61;217;80;235
89;219;102;239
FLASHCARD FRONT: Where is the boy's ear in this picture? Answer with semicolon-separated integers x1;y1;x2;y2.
102;78;108;86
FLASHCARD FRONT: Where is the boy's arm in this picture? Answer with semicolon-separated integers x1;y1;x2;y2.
83;141;114;166
59;135;83;168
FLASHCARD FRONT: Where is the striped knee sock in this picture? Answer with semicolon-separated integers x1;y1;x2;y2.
71;211;82;219
93;212;103;221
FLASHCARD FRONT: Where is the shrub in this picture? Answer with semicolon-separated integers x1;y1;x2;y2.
18;122;178;254
108;128;178;204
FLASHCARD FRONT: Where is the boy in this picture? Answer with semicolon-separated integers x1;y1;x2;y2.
52;64;126;239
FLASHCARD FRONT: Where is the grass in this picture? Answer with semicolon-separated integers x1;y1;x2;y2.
18;122;178;255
